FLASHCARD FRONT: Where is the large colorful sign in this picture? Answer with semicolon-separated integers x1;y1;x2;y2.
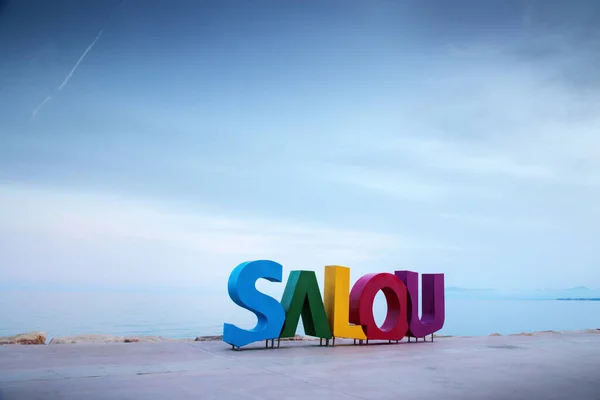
223;260;445;349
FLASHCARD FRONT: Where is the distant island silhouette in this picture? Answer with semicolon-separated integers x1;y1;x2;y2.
556;298;600;301
445;286;600;300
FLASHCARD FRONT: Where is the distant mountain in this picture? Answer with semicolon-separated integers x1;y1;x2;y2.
444;286;600;300
556;287;600;298
557;298;600;301
567;286;592;291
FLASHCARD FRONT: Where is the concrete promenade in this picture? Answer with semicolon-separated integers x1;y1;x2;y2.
1;332;600;400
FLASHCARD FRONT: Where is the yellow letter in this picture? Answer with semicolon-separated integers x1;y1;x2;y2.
324;265;367;340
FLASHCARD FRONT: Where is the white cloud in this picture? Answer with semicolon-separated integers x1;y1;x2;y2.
319;162;502;201
438;213;546;230
383;137;556;180
320;164;447;200
4;32;600;291
316;44;600;195
0;183;465;287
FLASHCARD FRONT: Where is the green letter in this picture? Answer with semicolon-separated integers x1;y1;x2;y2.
279;270;333;339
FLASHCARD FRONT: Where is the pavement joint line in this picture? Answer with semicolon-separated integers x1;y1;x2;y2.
186;343;240;361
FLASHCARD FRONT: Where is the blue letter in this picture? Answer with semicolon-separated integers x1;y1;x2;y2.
222;260;286;348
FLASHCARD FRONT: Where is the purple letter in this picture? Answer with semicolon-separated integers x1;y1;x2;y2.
394;270;445;338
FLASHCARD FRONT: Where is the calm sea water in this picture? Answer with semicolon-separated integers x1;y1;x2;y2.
1;291;599;339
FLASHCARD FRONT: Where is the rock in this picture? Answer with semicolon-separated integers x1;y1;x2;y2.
583;329;600;334
125;336;194;343
124;336;162;343
0;331;46;345
49;334;196;344
49;334;125;344
195;335;223;342
280;335;306;341
489;333;502;336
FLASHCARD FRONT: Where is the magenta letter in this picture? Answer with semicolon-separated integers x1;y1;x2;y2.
394;270;445;338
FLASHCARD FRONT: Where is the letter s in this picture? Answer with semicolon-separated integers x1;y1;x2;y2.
222;260;286;348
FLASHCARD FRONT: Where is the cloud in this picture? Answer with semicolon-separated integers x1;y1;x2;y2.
320;164;448;201
317;41;600;197
438;213;546;230
318;162;503;202
3;1;600;291
383;137;556;181
0;183;465;288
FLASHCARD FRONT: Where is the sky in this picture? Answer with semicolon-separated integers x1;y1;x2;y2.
1;0;600;293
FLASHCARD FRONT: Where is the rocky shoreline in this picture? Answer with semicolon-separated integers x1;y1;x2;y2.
0;332;315;345
1;329;599;345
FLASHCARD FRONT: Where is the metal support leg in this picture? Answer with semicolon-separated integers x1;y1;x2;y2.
265;340;268;348
277;338;281;348
332;337;336;347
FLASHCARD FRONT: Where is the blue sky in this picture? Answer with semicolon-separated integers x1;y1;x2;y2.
1;0;600;292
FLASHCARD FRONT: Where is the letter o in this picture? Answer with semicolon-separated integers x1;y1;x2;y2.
349;273;409;340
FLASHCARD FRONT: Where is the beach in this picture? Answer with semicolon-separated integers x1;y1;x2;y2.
1;330;600;400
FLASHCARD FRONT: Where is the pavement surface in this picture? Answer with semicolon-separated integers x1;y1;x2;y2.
1;332;600;400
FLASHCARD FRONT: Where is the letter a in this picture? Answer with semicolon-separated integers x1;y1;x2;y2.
279;270;332;339
223;260;286;348
394;270;445;338
324;265;367;340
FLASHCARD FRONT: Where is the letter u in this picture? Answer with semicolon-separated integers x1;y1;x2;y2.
394;270;445;338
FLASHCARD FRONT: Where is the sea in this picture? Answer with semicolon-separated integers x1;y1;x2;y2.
1;290;599;340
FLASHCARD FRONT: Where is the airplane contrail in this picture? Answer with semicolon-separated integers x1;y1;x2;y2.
30;0;127;119
58;28;104;91
30;28;105;118
30;28;105;119
30;96;52;119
